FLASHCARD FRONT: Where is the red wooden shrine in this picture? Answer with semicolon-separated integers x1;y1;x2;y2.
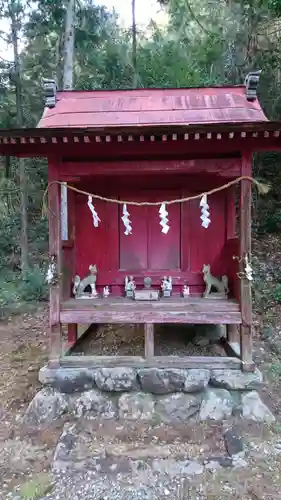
0;72;280;372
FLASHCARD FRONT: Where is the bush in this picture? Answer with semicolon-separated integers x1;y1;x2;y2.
18;266;48;302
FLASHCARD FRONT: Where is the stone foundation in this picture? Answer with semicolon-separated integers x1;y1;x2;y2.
23;365;275;427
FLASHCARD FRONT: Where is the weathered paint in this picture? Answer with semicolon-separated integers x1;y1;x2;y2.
38;87;268;129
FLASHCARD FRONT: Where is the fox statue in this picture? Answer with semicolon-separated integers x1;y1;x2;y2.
202;264;229;298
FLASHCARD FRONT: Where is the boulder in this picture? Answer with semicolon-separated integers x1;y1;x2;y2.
241;391;275;424
138;368;187;394
155;393;201;423
73;389;116;419
118;392;154;420
24;388;68;426
199;389;233;421
210;369;263;390
224;427;244;458
183;369;210;392
192;325;226;346
39;366;96;393
95;367;138;392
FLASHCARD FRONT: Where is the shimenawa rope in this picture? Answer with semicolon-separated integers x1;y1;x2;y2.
42;176;270;217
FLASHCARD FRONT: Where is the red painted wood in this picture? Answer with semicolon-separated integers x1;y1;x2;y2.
48;158;62;359
60;158;240;178
3;136;281;158
75;190;119;279
38;87;267;129
119;201;148;270
67;323;78;344
188;191;226;276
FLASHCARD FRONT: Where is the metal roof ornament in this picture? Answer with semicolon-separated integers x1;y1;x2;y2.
42;78;57;108
245;70;262;101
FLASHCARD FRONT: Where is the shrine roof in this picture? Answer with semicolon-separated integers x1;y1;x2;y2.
37;85;268;129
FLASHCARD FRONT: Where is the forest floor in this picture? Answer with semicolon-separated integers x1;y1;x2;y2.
0;307;281;499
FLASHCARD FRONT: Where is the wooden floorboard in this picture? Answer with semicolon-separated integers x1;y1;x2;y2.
56;355;241;369
60;297;241;325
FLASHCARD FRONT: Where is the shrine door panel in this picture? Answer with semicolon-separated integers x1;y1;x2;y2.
119;191;181;272
188;191;226;274
75;193;119;278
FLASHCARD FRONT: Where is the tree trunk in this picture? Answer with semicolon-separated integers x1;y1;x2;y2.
132;0;138;88
10;1;29;274
62;0;76;241
63;0;75;90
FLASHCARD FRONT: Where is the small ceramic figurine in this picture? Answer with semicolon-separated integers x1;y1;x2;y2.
125;275;136;298
103;286;110;298
183;285;190;298
161;276;172;297
202;264;229;298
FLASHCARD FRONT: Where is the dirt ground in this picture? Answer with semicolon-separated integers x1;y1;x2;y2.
1;306;281;499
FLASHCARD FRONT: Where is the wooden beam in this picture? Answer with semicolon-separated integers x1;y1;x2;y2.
144;324;154;357
57;355;241;369
65;324;99;355
60;308;241;325
48;159;62;363
67;323;78;345
61;158;241;178
240;153;254;372
227;324;240;344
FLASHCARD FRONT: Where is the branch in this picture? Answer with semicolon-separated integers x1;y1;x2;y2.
184;0;210;35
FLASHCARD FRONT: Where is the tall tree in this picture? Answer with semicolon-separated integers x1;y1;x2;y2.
131;0;138;87
0;0;29;273
63;0;75;89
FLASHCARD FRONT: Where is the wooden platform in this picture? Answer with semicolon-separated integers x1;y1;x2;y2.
60;297;241;325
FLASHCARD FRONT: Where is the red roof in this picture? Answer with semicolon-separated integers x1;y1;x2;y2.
37;86;268;129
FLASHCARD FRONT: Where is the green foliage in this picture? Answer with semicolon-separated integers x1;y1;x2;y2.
1;0;281;315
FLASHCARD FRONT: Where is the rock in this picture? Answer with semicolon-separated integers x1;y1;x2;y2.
206;456;233;468
155;393;201;423
224;427;244;458
39;366;96;393
241;391;275;424
183;369;210;392
73;389;116;419
210;369;263;390
184;461;204;476
192;325;226;346
138;368;186;394
205;460;222;472
118;392;154;420
53;423;78;468
232;456;248;469
199;389;233;421
95;367;138;392
23;388;68;426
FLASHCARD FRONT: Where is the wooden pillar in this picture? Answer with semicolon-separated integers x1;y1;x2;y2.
144;323;154;358
239;153;254;372
48;160;62;363
68;323;78;345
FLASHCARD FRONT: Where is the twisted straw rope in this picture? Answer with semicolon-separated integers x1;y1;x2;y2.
42;176;269;216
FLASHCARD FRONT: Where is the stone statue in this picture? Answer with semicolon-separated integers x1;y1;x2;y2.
73;275;81;296
125;275;136;298
202;264;229;298
161;276;172;297
183;285;190;298
103;286;110;298
74;264;99;299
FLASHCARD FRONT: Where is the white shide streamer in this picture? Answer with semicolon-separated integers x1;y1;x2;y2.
200;194;211;229
88;195;101;227
159;202;170;234
122;203;132;235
